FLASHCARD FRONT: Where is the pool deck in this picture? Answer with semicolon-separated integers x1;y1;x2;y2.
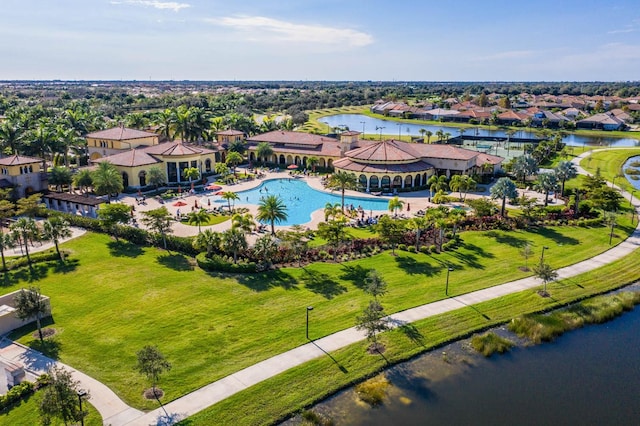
116;169;558;239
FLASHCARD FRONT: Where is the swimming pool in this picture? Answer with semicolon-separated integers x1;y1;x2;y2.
203;178;393;225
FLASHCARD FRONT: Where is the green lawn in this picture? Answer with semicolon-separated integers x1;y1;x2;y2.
183;242;640;426
179;214;230;226
581;148;640;194
5;218;633;411
0;392;102;426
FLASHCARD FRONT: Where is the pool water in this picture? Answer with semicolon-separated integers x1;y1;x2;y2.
204;178;393;225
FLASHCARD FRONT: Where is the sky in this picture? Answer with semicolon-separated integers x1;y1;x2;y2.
1;0;639;81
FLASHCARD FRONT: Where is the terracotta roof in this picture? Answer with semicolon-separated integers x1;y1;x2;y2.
43;192;107;206
144;141;215;156
333;157;434;174
92;149;160;167
474;152;504;167
247;131;338;146
0;154;42;166
345;140;422;162
215;130;244;136
409;143;480;161
497;110;529;121
85;126;158;140
341;131;361;136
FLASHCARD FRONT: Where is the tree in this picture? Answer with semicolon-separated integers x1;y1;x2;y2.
192;229;221;257
221;191;240;212
533;262;558;295
226;151;244;177
407;216;428;251
16;193;44;217
73;169;93;195
364;270;387;301
10;217;39;265
534;173;559;206
323;202;342;221
41;216;71;262
316;217;350;261
554;161;578;197
355;300;388;352
490;177;518;217
388;196;404;216
231;212;254;235
255;142;274;165
0;231;14;271
14;286;49;342
256;195;288;235
519;242;534;271
39;365;88;426
307;156;319;172
183;167;200;190
282;225;309;267
449;175;476;201
141;207;174;249
427;175;448;198
92;161;124;200
187;209;210;233
97;203;131;241
512;154;538;183
148;166;166;191
49;166;73;192
327;171;358;213
214;162;230;178
425;130;433;144
253;234;279;270
135;345;171;398
375;215;406;255
221;228;247;264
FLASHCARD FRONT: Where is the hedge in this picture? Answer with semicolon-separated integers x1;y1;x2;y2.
196;252;256;273
0;381;34;412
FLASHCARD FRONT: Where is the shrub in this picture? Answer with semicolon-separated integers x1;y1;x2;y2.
196;253;256;273
407;246;416;253
429;244;437;253
318;250;330;260
0;380;35;410
398;244;407;251
419;246;430;254
5;249;69;271
471;332;514;357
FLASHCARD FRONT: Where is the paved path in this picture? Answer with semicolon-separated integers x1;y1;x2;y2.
6;149;640;425
4;225;86;257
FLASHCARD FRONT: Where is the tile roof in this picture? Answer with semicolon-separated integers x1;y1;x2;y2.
247;131;338;146
144;141;215;156
43;192;107;206
345;140;422;162
0;154;42;166
474;152;504;167
85;126;158;140
215;130;245;136
333;157;435;174
92;149;160;167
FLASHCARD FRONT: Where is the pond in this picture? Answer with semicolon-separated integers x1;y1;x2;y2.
285;293;640;425
623;155;640;191
320;114;639;148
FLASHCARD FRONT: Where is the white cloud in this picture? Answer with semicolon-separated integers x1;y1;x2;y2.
608;28;636;34
207;15;373;47
110;1;190;12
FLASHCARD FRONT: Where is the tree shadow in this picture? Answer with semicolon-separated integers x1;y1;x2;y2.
53;258;79;274
26;264;49;282
107;240;144;257
447;250;485;270
389;318;425;346
300;268;347;299
394;256;440;277
27;337;61;360
534;227;579;246
385;363;436;402
235;269;299;292
157;254;193;272
485;231;528;248
339;264;373;290
460;242;495;259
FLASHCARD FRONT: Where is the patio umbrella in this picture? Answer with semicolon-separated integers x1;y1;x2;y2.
215;191;226;196
206;184;222;191
173;201;187;207
287;164;298;170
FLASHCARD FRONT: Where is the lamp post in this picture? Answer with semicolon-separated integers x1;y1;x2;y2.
612;175;620;188
609;218;616;245
360;121;366;137
631;190;636;224
397;123;402;140
306;306;314;340
445;267;453;296
77;389;88;426
540;246;549;265
376;126;385;140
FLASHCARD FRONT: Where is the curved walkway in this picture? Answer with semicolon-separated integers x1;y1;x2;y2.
5;150;639;425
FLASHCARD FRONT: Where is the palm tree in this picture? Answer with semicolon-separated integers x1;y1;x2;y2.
490;177;518;217
425;130;433;144
148;166;165;192
41;216;71;262
435;129;444;142
232;212;255;235
10;217;39;265
534;173;559;206
512;154;538;184
221;228;247;264
183;167;200;191
253;234;279;269
49;167;73;192
140;207;174;249
327;171;358;213
407;216;428;251
0;232;15;271
554;161;577;197
14;287;48;342
187;209;210;233
428;175;448;199
221;191;240;212
307;156;319;172
225;151;244;177
388;196;404;216
153;109;175;141
0;119;23;155
73;169;93;196
255;142;274;165
419;128;426;142
192;229;221;257
256;195;288;235
324;202;342;221
92;161;124;201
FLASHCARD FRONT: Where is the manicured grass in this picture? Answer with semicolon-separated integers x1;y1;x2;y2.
182;242;640;426
580;148;640;194
179;214;230;226
6;220;632;412
0;393;102;426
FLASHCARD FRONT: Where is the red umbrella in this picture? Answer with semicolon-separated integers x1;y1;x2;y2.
215;191;226;195
287;164;298;170
206;184;222;191
173;201;187;207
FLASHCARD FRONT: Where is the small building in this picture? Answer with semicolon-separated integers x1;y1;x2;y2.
0;154;47;198
86;125;159;160
577;112;626;131
43;192;107;218
215;130;245;146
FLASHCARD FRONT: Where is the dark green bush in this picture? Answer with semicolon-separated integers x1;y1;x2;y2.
196;252;256;273
0;381;34;411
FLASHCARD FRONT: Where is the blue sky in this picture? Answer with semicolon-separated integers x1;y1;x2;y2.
1;0;639;81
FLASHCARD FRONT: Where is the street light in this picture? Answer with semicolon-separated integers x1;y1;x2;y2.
77;389;88;426
306;306;314;340
360;121;366;137
445;267;454;296
376;126;385;140
540;246;549;265
397;123;402;140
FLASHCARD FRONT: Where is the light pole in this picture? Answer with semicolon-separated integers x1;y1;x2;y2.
360;121;366;137
376;126;385;140
77;389;88;426
445;267;453;296
397;123;402;140
306;306;314;340
540;246;549;265
609;218;616;245
631;190;636;224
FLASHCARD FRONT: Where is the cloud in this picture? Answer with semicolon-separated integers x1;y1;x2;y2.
110;1;190;12
608;28;636;34
207;15;373;47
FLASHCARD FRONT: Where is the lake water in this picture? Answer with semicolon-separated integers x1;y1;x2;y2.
623;155;640;191
321;114;640;148
286;294;640;425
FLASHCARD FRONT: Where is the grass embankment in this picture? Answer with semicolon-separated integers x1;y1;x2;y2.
6;219;633;411
581;148;640;194
182;245;640;426
0;392;102;426
509;291;640;344
470;332;514;357
179;214;230;227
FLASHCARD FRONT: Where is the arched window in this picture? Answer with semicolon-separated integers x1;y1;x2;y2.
359;174;367;190
370;175;379;189
122;172;129;188
138;170;147;187
205;158;212;172
414;174;421;187
393;176;402;188
404;175;412;187
279;154;286;164
381;175;391;189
